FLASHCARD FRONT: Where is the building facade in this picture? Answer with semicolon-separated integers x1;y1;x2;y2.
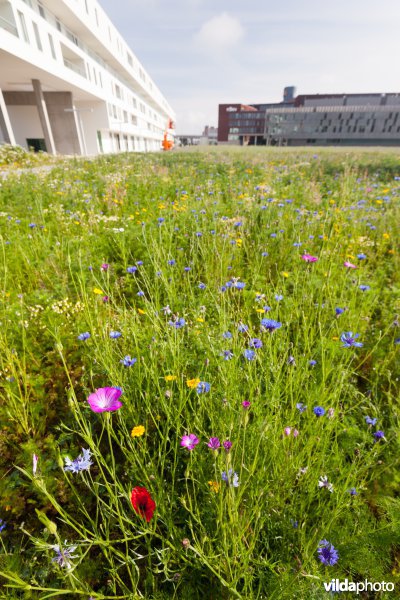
218;87;400;147
0;0;175;155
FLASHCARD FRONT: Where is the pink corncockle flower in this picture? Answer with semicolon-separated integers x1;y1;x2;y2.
101;263;109;271
242;401;251;409
301;254;318;263
207;437;220;450
284;427;292;436
180;434;199;451
293;429;299;437
33;453;39;475
87;387;123;413
343;261;357;269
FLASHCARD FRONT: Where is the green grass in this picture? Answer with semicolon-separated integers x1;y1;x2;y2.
0;147;399;599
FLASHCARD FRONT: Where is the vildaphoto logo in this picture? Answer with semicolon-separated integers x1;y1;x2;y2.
324;579;395;594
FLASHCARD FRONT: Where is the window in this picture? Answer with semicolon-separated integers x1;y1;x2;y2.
48;33;56;59
84;0;89;14
38;2;45;19
17;11;29;42
95;9;99;26
56;19;62;32
32;22;42;51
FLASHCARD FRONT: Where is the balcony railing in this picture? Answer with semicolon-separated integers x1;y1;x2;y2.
63;58;87;79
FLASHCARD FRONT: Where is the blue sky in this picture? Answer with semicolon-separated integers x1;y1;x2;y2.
100;0;400;133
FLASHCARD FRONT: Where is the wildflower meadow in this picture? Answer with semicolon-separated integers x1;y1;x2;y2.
0;146;399;598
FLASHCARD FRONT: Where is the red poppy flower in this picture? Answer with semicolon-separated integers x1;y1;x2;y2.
130;486;156;522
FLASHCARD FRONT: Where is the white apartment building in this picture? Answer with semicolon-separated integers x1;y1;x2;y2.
0;0;175;154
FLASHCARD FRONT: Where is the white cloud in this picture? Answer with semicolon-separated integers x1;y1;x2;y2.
194;12;244;53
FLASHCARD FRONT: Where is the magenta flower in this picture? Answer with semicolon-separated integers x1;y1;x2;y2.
284;427;292;436
223;440;232;452
242;400;251;409
180;434;199;451
207;437;220;450
344;261;357;269
87;387;123;413
301;254;318;263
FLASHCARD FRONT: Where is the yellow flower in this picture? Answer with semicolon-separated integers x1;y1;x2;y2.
256;308;265;313
208;481;220;493
236;239;243;246
196;317;204;323
93;288;105;295
131;425;145;438
383;233;390;239
164;375;177;381
281;271;289;278
137;308;146;314
332;336;339;341
186;378;200;389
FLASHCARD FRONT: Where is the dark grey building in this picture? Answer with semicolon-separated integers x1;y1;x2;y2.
218;87;400;146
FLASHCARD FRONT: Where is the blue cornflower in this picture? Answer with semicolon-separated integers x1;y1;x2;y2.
77;332;90;341
260;318;282;332
64;448;92;473
196;381;210;393
357;253;367;260
261;251;268;257
359;285;370;292
0;519;6;533
234;281;246;289
137;290;145;297
243;349;256;361
221;350;234;360
167;259;176;266
288;355;296;366
309;359;317;366
313;406;326;417
317;540;339;566
335;307;345;316
348;487;357;495
51;542;78;569
340;332;363;348
222;331;233;339
373;430;385;441
109;331;122;339
184;266;191;271
126;266;137;273
365;416;377;426
120;355;137;367
275;294;283;301
296;403;307;413
168;317;186;329
198;282;206;289
250;338;263;349
136;261;143;266
222;469;240;487
263;305;271;312
237;323;249;333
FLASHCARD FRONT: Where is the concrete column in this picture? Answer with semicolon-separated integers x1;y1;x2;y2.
0;88;16;145
32;79;56;155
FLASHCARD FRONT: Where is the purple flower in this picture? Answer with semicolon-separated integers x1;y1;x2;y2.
260;318;282;332
207;437;220;450
365;416;377;426
101;263;109;271
109;331;122;339
250;338;263;349
120;355;137;367
317;540;339;566
373;430;385;441
340;332;363;348
180;434;199;451
196;381;210;393
359;285;370;292
77;332;90;341
296;403;307;413
168;317;186;329
348;487;357;495
313;406;325;417
223;440;232;452
222;469;240;487
64;448;93;473
127;266;137;273
51;542;78;569
221;349;234;360
87;387;123;413
242;400;251;409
